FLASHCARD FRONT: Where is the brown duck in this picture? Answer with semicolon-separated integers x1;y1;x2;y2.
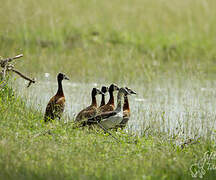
44;73;69;122
86;88;130;129
75;88;103;122
97;84;119;113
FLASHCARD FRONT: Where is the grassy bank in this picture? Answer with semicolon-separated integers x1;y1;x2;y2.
0;85;215;179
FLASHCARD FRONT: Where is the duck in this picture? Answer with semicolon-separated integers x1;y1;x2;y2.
97;84;119;113
99;86;109;107
115;87;136;129
87;87;130;129
75;88;103;122
44;73;69;122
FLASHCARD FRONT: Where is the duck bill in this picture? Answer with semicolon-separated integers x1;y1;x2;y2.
64;76;70;80
115;86;120;91
131;91;137;95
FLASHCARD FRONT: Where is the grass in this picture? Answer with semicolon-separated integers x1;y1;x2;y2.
0;85;215;180
0;0;216;83
0;0;216;179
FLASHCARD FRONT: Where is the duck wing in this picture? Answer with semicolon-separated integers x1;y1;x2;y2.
44;96;65;122
75;105;97;122
87;110;117;123
54;96;65;118
100;114;123;129
44;96;56;122
97;104;115;113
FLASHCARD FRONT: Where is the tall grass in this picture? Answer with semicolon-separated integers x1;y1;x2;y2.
0;0;216;82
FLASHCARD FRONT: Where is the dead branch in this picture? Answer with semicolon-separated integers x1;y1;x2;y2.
0;54;36;88
0;54;23;68
12;69;35;87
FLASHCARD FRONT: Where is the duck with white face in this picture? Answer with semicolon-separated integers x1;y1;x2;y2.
75;88;104;122
99;86;109;107
87;87;131;129
44;72;69;122
97;83;119;113
115;87;137;129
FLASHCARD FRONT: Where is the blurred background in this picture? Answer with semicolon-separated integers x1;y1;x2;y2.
0;0;215;83
1;0;216;138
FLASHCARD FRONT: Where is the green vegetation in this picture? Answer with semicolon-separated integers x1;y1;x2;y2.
0;0;216;83
0;85;215;179
0;0;216;179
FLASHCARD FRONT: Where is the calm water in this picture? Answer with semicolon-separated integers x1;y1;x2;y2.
13;75;216;140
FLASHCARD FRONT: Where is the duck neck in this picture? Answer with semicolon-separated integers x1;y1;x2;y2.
108;90;114;105
56;79;64;96
115;92;123;112
123;95;130;111
100;94;105;107
91;93;97;107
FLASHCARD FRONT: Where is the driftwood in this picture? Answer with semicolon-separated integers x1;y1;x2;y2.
0;54;35;88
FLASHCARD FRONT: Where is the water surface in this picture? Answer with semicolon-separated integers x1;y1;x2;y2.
13;75;216;140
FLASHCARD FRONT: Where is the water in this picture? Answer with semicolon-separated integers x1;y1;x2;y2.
13;75;216;140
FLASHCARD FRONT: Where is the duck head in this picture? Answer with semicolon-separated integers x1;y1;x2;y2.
57;73;69;81
101;86;109;95
118;87;130;96
125;87;137;95
92;88;104;96
109;83;119;92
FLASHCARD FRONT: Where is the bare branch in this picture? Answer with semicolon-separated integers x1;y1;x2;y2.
0;54;23;68
11;69;36;87
0;54;36;88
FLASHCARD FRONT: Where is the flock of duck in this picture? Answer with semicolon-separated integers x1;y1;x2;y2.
44;73;136;130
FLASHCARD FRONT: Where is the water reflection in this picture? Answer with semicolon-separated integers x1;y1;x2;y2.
13;77;216;139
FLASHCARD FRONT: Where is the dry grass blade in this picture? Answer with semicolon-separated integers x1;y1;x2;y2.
180;138;199;149
33;129;53;138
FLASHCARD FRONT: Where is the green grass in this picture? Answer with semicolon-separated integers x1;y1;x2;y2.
0;0;216;179
0;85;215;180
0;0;216;83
